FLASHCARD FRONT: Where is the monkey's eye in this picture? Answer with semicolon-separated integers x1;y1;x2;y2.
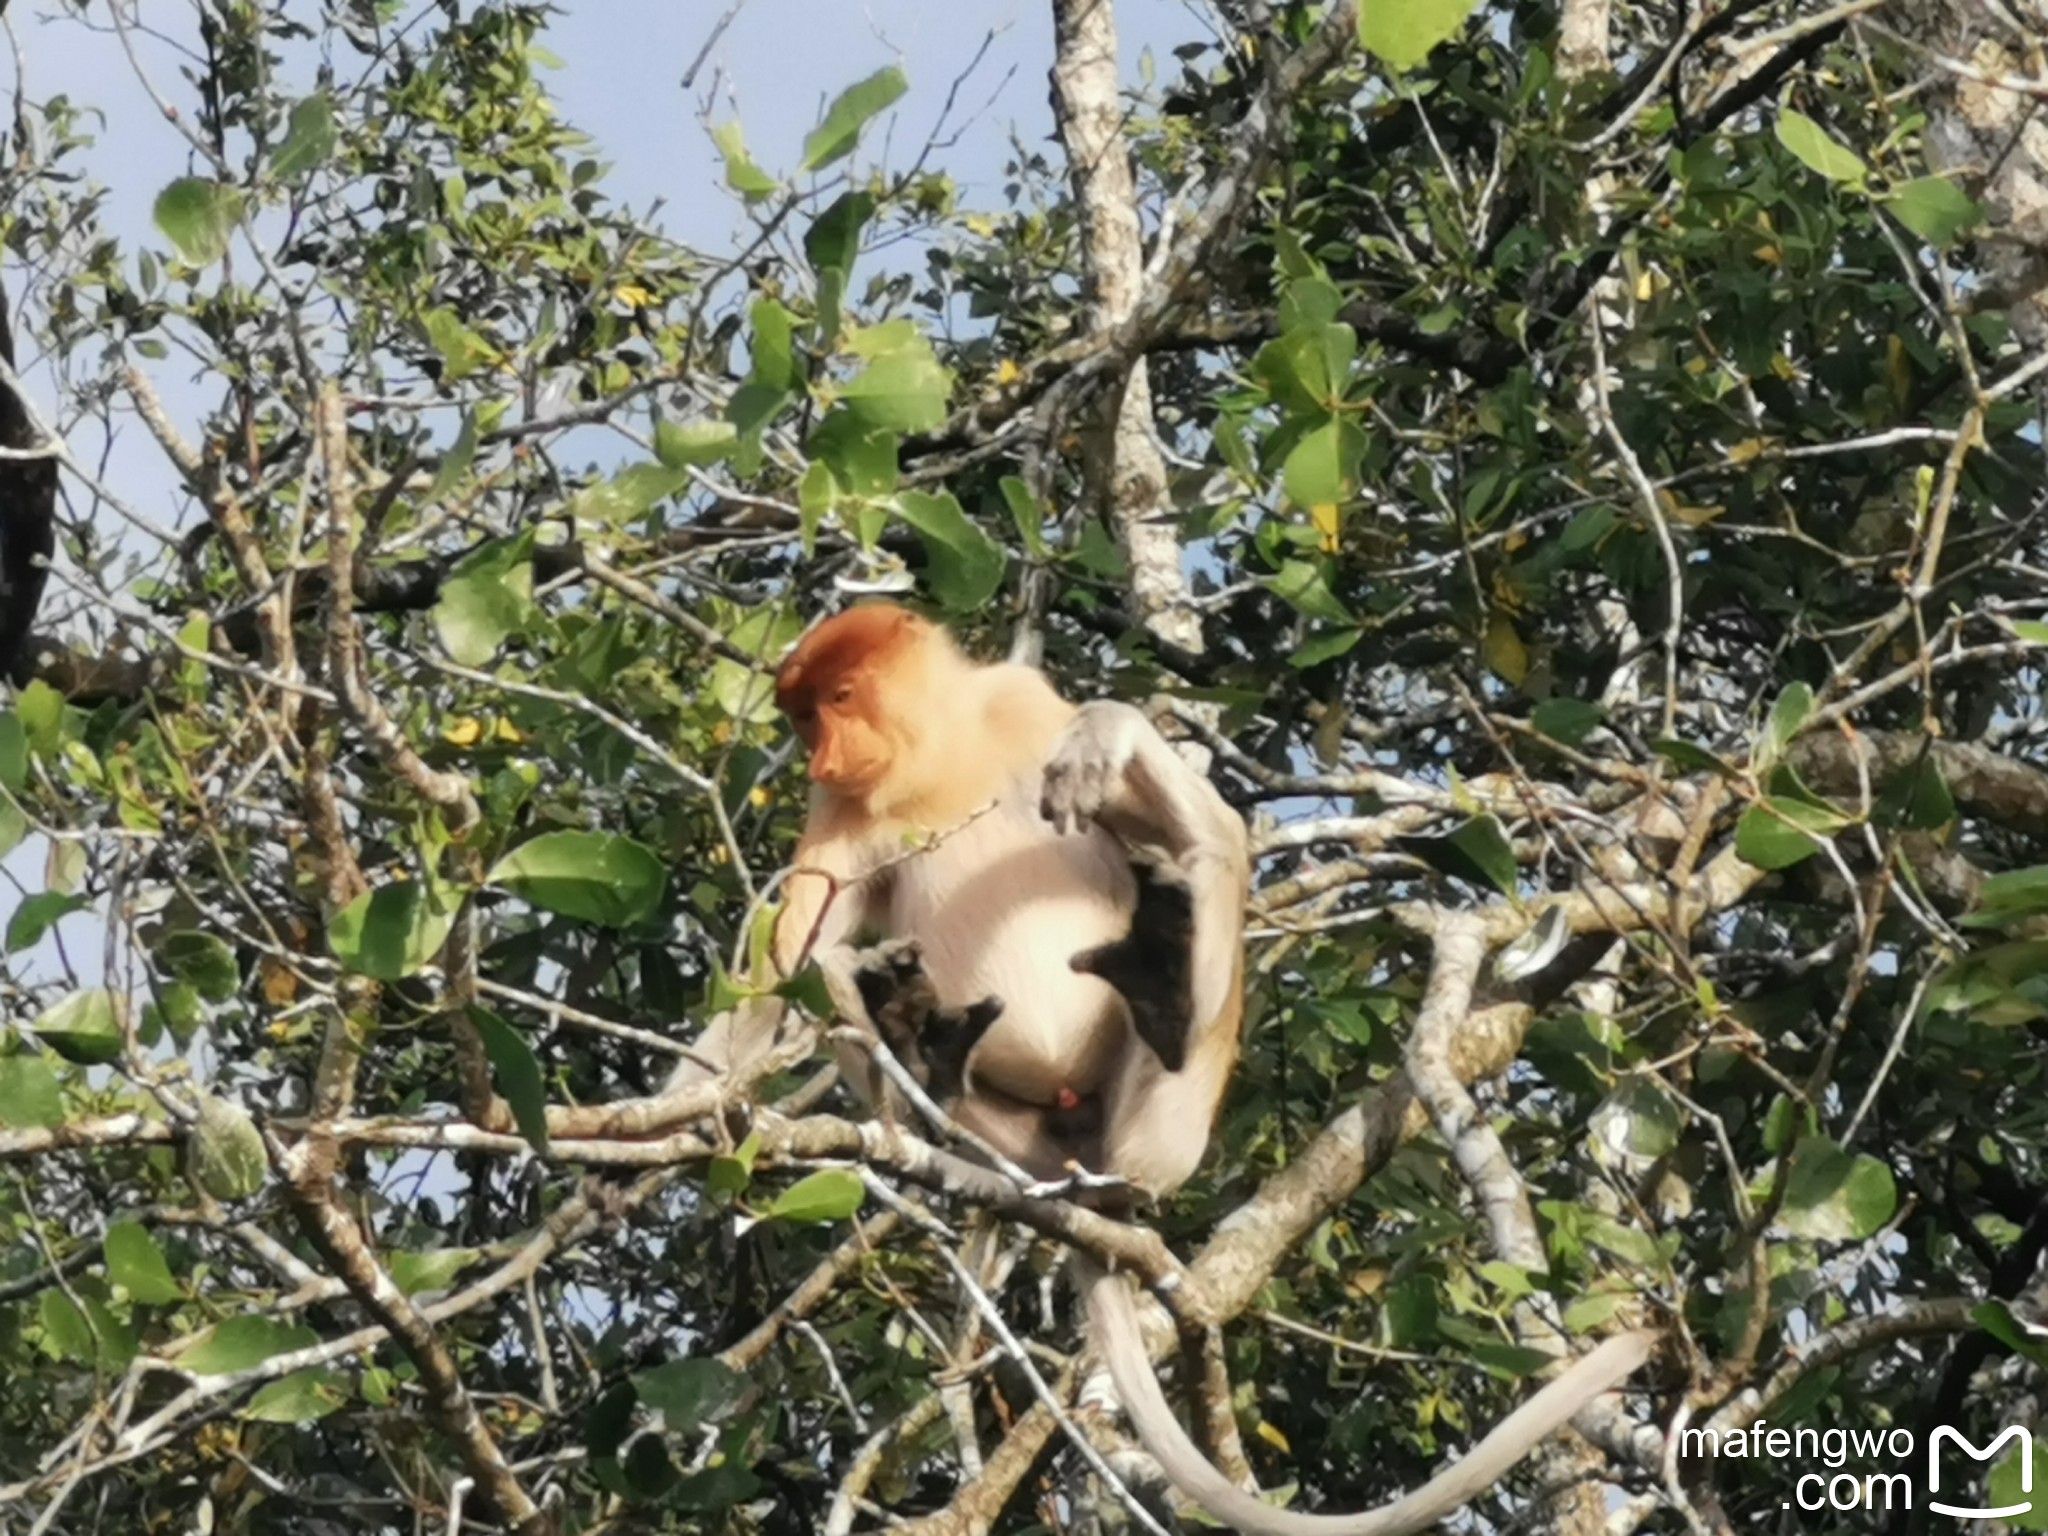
831;683;855;705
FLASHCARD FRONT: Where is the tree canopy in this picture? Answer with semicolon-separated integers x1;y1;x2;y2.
3;1;2048;1533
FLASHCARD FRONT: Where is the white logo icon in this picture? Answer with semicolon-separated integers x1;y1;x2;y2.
1929;1425;2033;1520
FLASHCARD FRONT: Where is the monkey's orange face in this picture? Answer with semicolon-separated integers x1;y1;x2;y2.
786;677;892;793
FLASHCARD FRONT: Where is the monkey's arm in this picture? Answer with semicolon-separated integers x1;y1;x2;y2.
666;835;870;1088
1039;699;1250;1053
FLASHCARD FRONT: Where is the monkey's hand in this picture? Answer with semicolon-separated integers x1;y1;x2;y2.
1040;700;1149;835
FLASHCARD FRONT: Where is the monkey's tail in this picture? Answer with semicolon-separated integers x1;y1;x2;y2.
1079;1256;1654;1536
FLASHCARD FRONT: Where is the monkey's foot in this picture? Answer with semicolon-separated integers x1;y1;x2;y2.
846;938;1003;1101
1071;843;1197;1073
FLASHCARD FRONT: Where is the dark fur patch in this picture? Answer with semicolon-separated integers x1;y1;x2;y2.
852;939;1003;1101
1070;846;1197;1072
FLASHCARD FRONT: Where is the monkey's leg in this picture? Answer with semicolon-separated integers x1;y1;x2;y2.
1040;700;1249;1066
1070;844;1196;1072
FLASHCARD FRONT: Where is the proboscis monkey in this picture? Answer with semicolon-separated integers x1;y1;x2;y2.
681;603;1653;1535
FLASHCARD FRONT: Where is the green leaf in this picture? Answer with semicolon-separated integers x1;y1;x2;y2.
633;1357;750;1427
488;831;667;929
1591;1078;1683;1160
711;119;777;200
765;1168;866;1224
1269;560;1354;624
801;66;909;171
1290;628;1362;669
434;535;536;667
1886;176;1981;247
2010;619;2048;645
1582;1216;1659;1267
152;177;245;266
472;1006;551;1155
1283;417;1366;508
746;298;800;390
1396;814;1518;896
187;1091;269;1200
1776;1136;1896;1241
1531;698;1605;747
1987;1436;2048;1531
6;891;89;953
809;411;898;496
389;1248;482;1296
570;462;690;525
841;344;951;432
0;799;24;860
158;930;241;1003
181;1315;317;1375
1875;754;1955;833
1356;0;1482;71
33;989;123;1065
1775;109;1868;186
0;711;25;791
0;1054;62;1128
1926;940;2048;1027
1968;866;2048;929
425;413;479;505
271;94;336;182
653;418;737;469
999;477;1049;559
893;491;1005;612
420;307;494;382
105;1222;182;1305
16;680;64;757
245;1367;346;1424
330;880;458;980
38;1291;96;1363
1252;323;1356;411
1756;681;1813;769
706;1130;762;1202
1734;803;1819;870
805;191;876;280
1651;737;1736;777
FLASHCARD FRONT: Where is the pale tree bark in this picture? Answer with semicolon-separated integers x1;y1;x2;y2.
1050;0;1202;659
1558;0;1613;84
1908;2;2048;348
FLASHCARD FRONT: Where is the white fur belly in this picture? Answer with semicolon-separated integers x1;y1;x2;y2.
886;804;1135;1101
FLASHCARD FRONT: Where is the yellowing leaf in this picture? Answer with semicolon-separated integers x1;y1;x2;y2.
1658;487;1726;527
1484;614;1529;685
994;358;1022;386
1754;243;1782;264
1667;501;1727;527
1256;1421;1292;1453
1887;335;1912;414
494;717;525;744
259;957;299;1006
1310;502;1342;554
1727;438;1770;464
442;716;484;747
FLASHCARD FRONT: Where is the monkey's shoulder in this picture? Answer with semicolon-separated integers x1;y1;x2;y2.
973;661;1078;754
